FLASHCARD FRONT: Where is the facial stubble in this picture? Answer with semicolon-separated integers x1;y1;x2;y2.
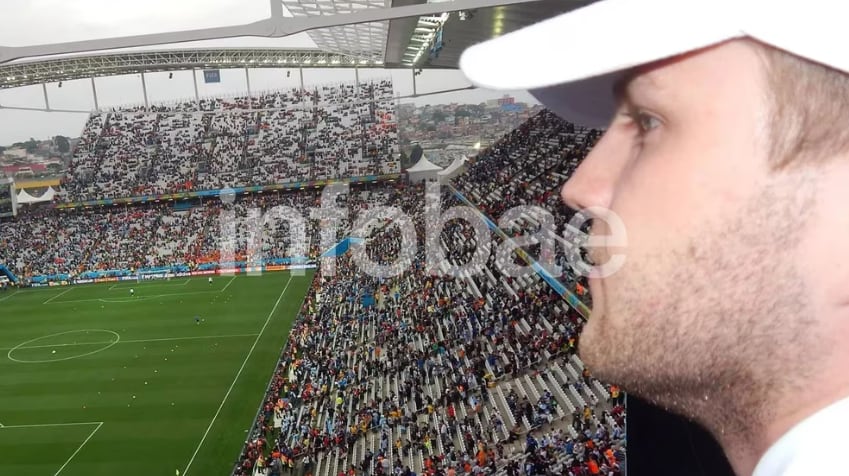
578;171;823;445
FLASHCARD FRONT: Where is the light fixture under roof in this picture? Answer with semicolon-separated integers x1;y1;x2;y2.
401;12;450;67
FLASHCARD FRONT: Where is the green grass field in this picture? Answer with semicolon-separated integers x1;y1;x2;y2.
0;271;313;476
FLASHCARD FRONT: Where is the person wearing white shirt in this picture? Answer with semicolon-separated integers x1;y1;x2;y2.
461;1;849;475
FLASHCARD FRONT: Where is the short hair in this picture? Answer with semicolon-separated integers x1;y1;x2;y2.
755;40;849;169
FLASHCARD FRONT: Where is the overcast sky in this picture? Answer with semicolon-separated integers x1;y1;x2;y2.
0;0;537;145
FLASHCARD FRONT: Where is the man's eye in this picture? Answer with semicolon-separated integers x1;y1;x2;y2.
636;113;661;134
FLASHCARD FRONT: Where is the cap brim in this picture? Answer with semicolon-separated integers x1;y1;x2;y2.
460;0;744;126
529;73;622;129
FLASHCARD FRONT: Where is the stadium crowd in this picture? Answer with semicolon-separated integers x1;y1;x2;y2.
59;80;399;202
453;111;602;307
232;182;625;476
0;190;325;280
0;104;624;476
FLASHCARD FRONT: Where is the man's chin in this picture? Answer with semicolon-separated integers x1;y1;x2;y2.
577;317;603;365
577;315;618;382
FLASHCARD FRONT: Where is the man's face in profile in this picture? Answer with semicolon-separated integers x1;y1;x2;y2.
561;40;823;425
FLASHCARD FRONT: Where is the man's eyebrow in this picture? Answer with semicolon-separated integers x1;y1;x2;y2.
612;73;635;105
613;67;663;105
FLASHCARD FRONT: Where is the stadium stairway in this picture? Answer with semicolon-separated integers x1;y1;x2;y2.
250;210;619;476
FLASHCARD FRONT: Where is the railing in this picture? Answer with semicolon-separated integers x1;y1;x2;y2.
446;183;591;320
0;264;19;283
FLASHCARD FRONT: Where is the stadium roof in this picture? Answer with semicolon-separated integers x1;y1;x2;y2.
0;0;592;89
386;0;591;68
283;0;391;63
0;49;389;90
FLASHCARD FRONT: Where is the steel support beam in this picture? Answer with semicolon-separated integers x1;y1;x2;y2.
0;48;420;89
42;83;50;110
192;69;200;107
411;68;417;97
0;0;540;64
245;67;252;110
140;72;149;108
355;67;360;95
91;76;99;110
269;0;284;19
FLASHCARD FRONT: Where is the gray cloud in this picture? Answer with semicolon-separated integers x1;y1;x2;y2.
1;0;273;47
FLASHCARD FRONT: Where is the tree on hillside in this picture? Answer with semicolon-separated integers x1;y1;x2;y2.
24;138;38;153
431;111;446;123
55;136;70;154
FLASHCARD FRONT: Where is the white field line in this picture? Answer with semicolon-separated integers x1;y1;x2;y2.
1;333;260;351
220;275;236;293
0;421;103;430
50;290;217;305
110;278;191;291
54;422;103;475
0;421;104;475
182;274;294;476
43;287;73;305
47;279;235;305
0;291;18;303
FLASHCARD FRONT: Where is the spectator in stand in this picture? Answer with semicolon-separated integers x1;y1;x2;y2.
454;110;598;307
0;189;322;281
233;182;623;476
59;80;398;203
3;81;623;476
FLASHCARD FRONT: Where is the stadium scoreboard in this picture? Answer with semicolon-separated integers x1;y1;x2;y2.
0;177;16;218
203;70;221;83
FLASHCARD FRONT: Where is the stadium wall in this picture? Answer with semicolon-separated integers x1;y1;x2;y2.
0;264;19;283
26;264;316;288
53;174;403;210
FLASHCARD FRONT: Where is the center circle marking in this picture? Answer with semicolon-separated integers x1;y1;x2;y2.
7;329;121;363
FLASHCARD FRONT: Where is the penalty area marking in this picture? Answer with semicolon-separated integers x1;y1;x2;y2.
0;421;103;476
48;281;235;305
108;278;191;291
98;295;161;303
54;422;103;475
43;287;73;305
182;274;293;476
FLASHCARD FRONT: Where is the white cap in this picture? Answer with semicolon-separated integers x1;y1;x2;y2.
459;0;849;127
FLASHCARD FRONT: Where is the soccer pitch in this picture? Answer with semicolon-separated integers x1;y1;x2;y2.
0;271;313;476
